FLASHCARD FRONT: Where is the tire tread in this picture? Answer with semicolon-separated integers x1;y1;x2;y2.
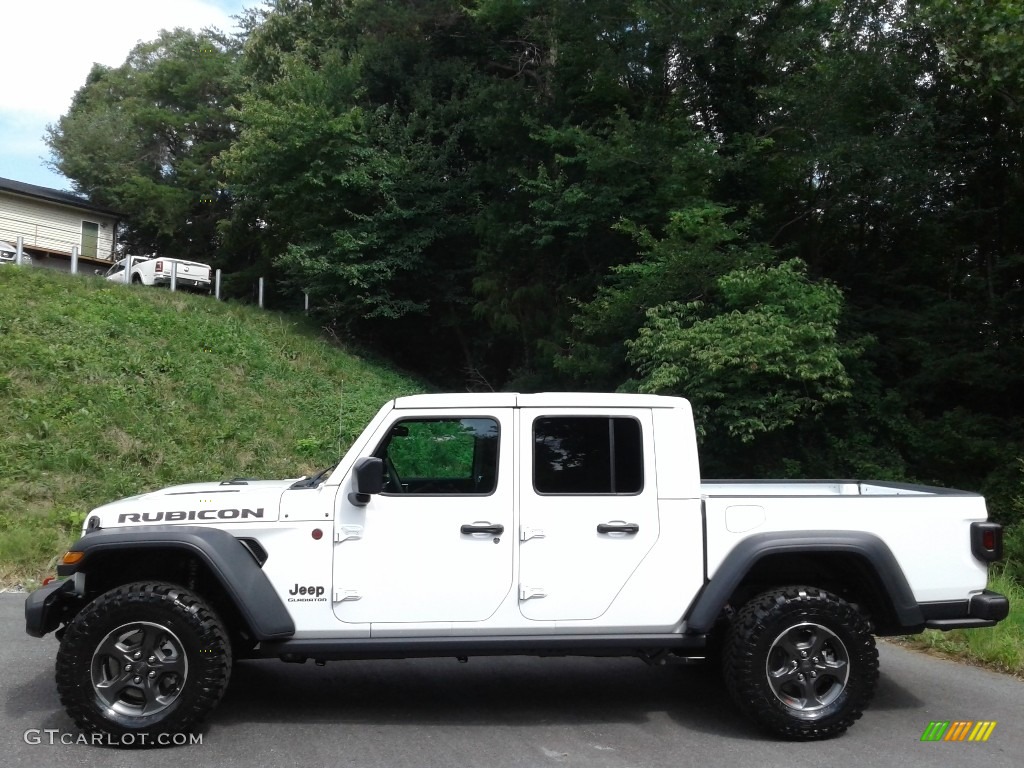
55;581;232;740
722;585;879;741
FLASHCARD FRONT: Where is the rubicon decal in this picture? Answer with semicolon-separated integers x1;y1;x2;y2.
117;509;265;523
920;720;997;742
288;584;327;602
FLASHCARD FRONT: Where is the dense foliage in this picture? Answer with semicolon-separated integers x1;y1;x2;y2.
46;1;1024;543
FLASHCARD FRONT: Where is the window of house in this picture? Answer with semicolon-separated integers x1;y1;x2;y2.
533;416;643;495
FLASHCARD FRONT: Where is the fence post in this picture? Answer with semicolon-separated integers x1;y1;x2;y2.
170;261;178;292
71;246;79;275
304;292;309;314
15;236;24;266
215;269;221;300
126;255;133;284
258;277;265;308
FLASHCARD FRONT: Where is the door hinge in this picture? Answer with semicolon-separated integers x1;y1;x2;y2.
519;585;547;600
334;525;363;543
520;526;545;542
333;589;362;603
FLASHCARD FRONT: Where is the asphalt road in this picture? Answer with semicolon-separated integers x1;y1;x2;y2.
1;594;1020;768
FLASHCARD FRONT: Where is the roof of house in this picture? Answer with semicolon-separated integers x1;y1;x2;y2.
0;176;122;218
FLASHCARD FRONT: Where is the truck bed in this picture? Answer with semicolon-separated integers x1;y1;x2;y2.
700;479;989;605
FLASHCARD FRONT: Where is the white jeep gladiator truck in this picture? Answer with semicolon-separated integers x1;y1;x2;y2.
25;393;1009;743
101;256;212;292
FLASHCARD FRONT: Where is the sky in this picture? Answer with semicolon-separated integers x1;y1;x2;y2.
0;0;254;191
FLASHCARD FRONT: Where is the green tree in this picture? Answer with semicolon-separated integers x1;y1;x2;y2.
222;0;500;375
557;202;766;389
626;259;858;465
46;28;242;265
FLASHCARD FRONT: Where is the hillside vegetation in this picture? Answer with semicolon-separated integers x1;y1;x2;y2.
0;268;421;584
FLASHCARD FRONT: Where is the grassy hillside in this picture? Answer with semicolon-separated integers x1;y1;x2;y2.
0;268;422;585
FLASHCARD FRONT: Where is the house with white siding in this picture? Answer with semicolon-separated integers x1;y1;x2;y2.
0;177;121;272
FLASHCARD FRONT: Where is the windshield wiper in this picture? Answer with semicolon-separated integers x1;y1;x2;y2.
289;463;337;490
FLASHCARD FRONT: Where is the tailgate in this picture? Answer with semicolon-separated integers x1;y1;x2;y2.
163;260;211;282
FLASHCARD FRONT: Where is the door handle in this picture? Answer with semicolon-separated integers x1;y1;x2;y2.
597;522;639;534
461;523;505;535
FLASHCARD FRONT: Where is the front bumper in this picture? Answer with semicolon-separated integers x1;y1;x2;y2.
24;579;77;638
921;589;1011;631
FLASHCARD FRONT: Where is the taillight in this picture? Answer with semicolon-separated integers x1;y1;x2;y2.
970;522;1003;562
155;260;163;271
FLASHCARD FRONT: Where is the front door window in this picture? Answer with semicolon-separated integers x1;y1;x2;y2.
377;418;499;495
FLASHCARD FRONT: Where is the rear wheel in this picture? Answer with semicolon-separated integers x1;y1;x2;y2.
56;581;231;743
722;586;878;740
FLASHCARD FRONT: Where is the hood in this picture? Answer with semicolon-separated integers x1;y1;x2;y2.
86;479;299;531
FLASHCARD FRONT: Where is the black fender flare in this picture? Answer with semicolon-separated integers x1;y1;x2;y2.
56;526;295;640
684;531;924;634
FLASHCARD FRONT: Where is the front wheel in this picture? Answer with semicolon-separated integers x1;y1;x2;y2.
55;581;232;743
722;586;878;740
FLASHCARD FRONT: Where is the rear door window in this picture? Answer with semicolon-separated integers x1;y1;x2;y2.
533;416;643;494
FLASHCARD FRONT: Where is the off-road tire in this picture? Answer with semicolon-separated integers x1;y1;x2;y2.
55;581;232;743
722;586;878;741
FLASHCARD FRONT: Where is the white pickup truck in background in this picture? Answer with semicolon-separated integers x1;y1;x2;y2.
101;256;211;292
0;239;32;266
25;392;1010;743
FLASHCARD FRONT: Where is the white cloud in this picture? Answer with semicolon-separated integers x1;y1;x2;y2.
1;1;244;119
0;1;251;187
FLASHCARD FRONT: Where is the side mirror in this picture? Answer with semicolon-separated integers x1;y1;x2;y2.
348;457;384;506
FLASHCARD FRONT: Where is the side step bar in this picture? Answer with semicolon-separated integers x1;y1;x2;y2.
260;633;707;662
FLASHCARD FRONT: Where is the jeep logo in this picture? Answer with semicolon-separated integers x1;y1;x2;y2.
287;584;327;603
117;509;265;523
